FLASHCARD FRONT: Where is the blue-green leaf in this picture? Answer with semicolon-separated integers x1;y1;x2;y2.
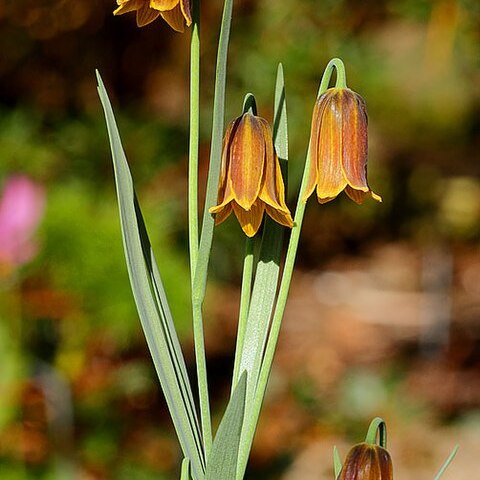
205;372;247;480
96;71;205;480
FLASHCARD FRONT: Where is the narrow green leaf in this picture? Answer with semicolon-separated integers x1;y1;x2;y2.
97;72;205;480
205;372;247;480
333;446;342;479
433;445;459;480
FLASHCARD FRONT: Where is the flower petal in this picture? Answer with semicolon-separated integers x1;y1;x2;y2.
137;3;161;26
315;90;347;201
229;113;265;210
160;4;186;32
345;186;382;204
302;93;328;202
265;204;294;228
150;0;178;11
179;0;192;26
114;0;144;15
341;90;369;191
212;202;233;226
232;201;265;237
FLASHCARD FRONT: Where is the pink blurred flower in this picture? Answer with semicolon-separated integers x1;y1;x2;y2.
0;175;46;268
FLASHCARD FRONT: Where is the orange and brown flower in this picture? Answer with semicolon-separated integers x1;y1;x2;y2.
339;442;393;480
209;112;294;237
303;87;381;205
113;0;192;31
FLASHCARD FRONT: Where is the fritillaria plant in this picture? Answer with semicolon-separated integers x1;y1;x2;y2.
97;1;456;479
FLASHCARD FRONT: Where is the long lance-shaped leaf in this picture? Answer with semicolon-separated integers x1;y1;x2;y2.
236;65;289;479
97;72;205;480
205;372;247;480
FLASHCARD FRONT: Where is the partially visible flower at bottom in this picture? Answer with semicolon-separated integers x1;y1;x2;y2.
0;175;46;273
114;0;192;31
338;442;393;480
209;112;294;237
303;87;381;205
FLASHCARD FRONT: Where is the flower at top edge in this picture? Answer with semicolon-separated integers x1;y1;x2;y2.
338;442;393;480
302;87;382;205
113;0;192;32
209;112;294;238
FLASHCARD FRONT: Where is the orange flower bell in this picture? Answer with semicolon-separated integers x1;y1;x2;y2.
114;0;192;31
209;110;294;237
338;442;393;480
303;87;381;205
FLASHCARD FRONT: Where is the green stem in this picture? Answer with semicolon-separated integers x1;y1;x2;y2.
232;238;255;390
188;0;200;281
319;57;347;91
365;417;387;447
194;0;235;301
191;0;235;459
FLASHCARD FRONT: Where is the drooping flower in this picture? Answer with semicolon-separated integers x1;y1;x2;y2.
338;442;393;480
113;0;192;32
0;175;46;272
209;112;294;237
303;87;381;205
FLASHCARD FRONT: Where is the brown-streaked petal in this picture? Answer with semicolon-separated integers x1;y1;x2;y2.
161;4;186;32
150;0;178;11
136;3;161;26
265;204;294;228
316;90;347;202
213;203;233;226
114;0;144;15
341;89;369;191
179;0;192;26
232;201;265;237
229;113;265;210
302;92;330;202
345;186;382;204
257;119;289;212
216;118;239;206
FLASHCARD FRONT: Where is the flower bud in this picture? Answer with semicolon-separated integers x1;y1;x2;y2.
303;87;381;204
338;442;393;480
209;112;294;237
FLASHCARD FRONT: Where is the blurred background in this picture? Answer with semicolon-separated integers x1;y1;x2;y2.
0;0;479;478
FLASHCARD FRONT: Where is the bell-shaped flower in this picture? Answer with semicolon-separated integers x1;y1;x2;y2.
338;442;393;480
303;87;381;204
209;112;294;237
114;0;192;31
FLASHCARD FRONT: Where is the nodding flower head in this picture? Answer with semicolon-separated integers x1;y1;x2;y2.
303;87;381;205
209;111;294;237
339;442;393;480
114;0;192;31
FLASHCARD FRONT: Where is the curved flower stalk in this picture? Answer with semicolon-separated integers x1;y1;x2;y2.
303;86;381;205
209;109;294;237
114;0;192;31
